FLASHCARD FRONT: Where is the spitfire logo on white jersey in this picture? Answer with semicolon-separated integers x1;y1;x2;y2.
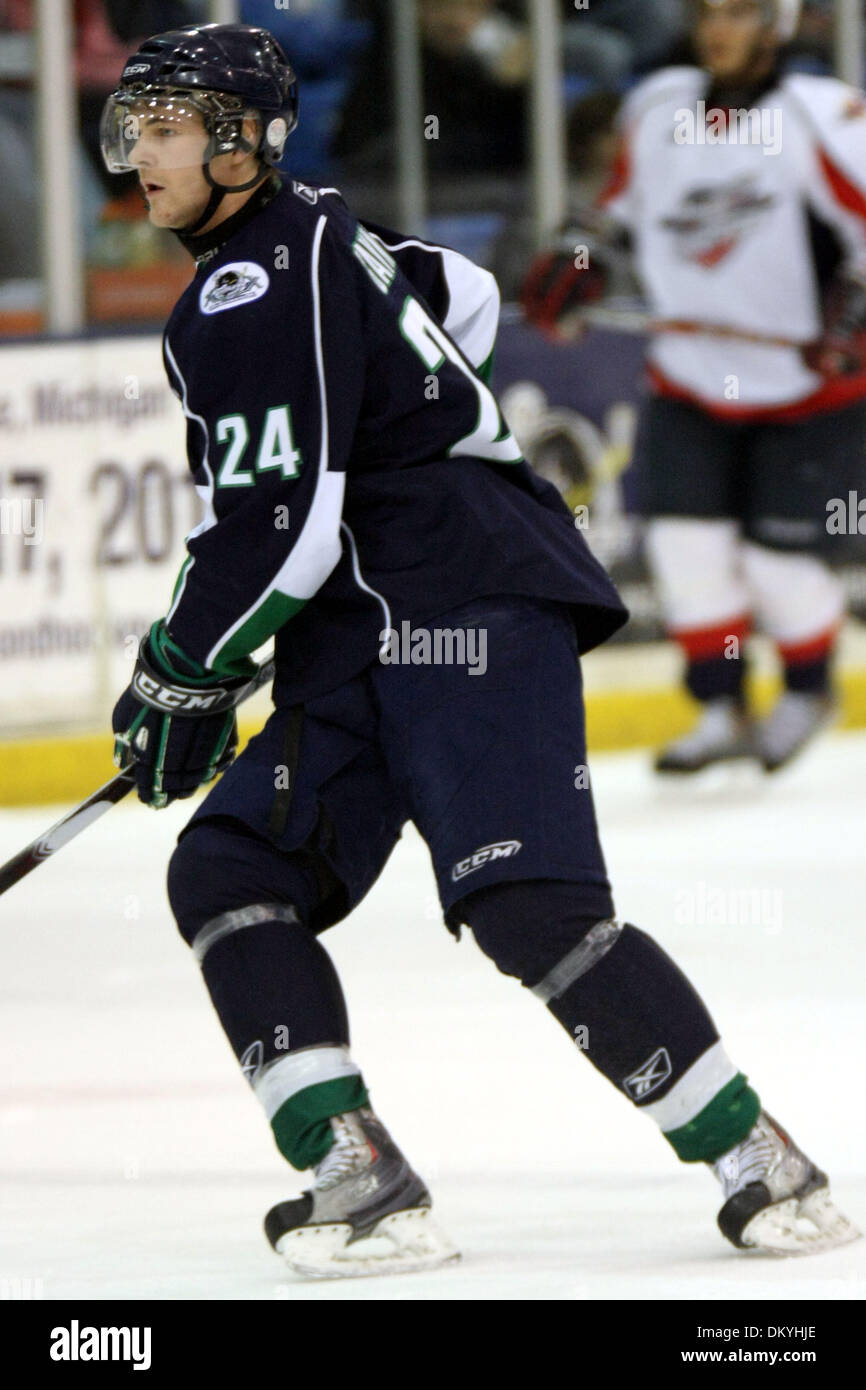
624;1047;673;1101
661;174;775;267
200;261;269;315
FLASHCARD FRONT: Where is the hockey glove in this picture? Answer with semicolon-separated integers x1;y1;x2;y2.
803;270;866;378
520;238;608;341
112;620;258;809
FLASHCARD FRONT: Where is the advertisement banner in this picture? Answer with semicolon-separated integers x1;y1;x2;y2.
4;322;866;733
0;337;196;731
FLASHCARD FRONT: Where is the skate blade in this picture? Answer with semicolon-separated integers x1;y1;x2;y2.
655;746;757;776
276;1207;462;1280
742;1188;862;1256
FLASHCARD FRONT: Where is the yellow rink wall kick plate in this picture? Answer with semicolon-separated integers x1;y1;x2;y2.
3;669;866;807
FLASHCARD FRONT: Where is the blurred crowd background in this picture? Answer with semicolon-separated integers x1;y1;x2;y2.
0;0;852;332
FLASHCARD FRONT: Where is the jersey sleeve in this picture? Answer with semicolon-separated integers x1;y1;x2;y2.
435;248;501;381
595;70;701;229
792;78;866;278
597;132;634;228
359;220;501;379
596;88;641;229
163;215;364;677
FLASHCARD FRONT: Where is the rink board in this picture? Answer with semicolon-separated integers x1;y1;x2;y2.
4;662;866;806
4;333;866;804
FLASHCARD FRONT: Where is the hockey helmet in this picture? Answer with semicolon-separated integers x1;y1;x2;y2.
694;0;802;41
100;24;298;179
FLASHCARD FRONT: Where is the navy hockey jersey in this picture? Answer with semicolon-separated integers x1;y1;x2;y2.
161;175;627;703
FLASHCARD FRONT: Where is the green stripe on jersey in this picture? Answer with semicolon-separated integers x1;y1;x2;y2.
663;1073;760;1163
476;347;496;385
210;591;307;677
169;555;193;607
271;1076;371;1170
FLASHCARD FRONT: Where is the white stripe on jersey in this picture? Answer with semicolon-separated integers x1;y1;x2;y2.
164;334;217;544
375;233;501;371
340;519;392;658
205;214;346;670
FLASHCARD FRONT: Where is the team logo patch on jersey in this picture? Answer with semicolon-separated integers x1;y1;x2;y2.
661;174;775;268
623;1047;672;1101
451;840;522;882
199;261;269;315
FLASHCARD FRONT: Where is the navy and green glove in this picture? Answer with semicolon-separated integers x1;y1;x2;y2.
112;620;258;809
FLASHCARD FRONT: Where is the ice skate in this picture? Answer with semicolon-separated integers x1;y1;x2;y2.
654;698;756;774
713;1111;861;1255
755;692;837;772
264;1107;460;1279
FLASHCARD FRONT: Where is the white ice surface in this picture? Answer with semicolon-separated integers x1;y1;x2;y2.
0;731;864;1301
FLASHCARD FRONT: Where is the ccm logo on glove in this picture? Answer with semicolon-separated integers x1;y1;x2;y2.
131;671;230;713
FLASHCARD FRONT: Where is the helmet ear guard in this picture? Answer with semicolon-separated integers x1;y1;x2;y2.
263;115;291;162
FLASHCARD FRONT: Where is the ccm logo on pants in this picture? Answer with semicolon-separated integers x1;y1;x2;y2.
452;840;522;882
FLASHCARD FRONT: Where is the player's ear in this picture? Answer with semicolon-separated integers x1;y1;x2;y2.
240;113;261;154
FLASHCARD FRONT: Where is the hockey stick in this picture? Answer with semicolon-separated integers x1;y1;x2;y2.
573;303;810;350
506;299;812;349
0;656;275;900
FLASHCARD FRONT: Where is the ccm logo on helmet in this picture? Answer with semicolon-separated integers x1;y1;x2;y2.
132;671;221;712
451;840;522;882
123;63;150;75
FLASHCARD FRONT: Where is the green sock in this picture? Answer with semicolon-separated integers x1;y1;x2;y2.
271;1075;370;1170
664;1073;761;1163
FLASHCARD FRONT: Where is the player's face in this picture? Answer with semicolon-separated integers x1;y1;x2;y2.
695;0;775;81
126;104;213;229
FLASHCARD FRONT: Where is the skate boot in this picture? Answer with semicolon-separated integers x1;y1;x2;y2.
655;698;756;774
264;1106;460;1279
755;692;836;772
713;1111;861;1255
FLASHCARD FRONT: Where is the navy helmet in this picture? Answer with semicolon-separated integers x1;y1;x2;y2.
100;24;299;180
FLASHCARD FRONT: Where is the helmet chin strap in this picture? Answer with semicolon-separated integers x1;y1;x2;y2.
180;152;269;236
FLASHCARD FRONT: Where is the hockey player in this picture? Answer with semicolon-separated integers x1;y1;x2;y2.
101;23;859;1276
523;0;866;773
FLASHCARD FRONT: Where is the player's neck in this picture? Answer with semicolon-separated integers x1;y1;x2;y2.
198;177;267;234
176;172;282;264
705;54;779;109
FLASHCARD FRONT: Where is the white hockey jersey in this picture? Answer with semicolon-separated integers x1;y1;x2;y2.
601;67;866;417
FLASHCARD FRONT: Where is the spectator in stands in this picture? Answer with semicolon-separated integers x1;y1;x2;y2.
104;1;207;40
332;0;530;176
0;0;203;280
240;0;372;180
489;89;622;300
557;0;687;87
784;0;835;72
241;0;370;80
